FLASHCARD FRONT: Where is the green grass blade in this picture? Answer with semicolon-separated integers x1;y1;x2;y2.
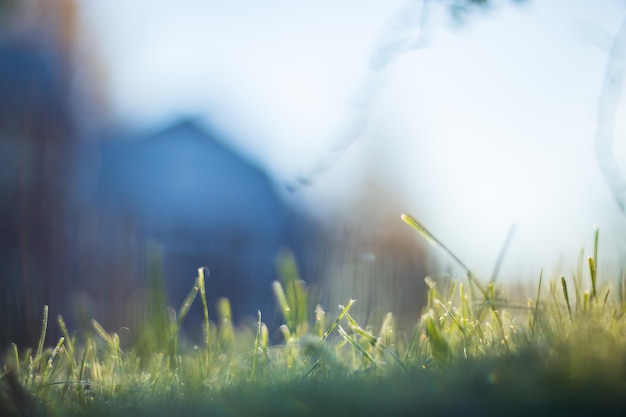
321;299;356;341
561;277;574;320
345;313;377;346
574;249;584;313
276;251;309;336
77;343;88;384
43;337;65;385
617;268;626;312
217;298;235;348
589;257;597;301
401;213;487;298
251;310;262;380
531;270;543;334
337;324;376;366
36;305;48;362
11;343;20;374
593;225;599;280
58;315;78;378
489;223;516;284
91;319;127;363
197;267;211;371
459;282;471;324
314;304;325;339
433;298;465;336
423;314;451;365
176;281;199;329
273;281;292;330
279;324;292;343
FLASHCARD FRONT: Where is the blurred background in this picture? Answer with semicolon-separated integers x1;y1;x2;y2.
2;0;626;349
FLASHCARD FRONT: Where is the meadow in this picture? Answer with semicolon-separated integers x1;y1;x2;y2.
2;214;626;416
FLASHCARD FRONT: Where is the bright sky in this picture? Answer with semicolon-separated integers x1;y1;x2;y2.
80;0;626;281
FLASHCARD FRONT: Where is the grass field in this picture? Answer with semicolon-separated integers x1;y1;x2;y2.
2;214;626;416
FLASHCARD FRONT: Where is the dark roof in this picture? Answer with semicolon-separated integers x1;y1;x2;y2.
94;119;288;234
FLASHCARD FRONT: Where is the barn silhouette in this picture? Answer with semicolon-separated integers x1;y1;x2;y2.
76;119;308;335
0;19;317;348
0;1;429;350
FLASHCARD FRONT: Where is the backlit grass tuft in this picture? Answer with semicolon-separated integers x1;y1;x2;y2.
2;215;626;416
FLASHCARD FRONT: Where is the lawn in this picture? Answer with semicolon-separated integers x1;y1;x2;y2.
2;214;626;416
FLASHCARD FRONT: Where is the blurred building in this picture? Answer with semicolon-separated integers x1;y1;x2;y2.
0;0;316;349
72;119;311;335
0;0;430;351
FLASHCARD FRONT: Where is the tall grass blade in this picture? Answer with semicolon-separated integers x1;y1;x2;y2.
314;304;325;339
401;213;487;298
424;277;441;310
197;267;211;370
144;243;170;346
487;283;508;351
273;281;292;330
489;223;516;284
251;310;262;379
279;324;292;344
277;251;309;336
377;341;407;373
593;225;599;281
57;315;78;377
92;319;127;363
162;280;199;363
176;282;199;329
423;314;450;365
337;324;376;366
43;337;64;384
77;344;89;386
618;268;626;312
531;270;543;334
459;282;471;324
321;299;356;342
589;257;597;301
345;313;377;345
574;249;584;313
36;305;48;361
562;276;573;320
11;344;20;374
217;298;234;347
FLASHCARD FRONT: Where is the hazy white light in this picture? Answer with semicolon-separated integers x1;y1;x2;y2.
79;0;626;281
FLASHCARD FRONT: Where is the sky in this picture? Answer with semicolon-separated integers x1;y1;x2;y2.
79;0;626;282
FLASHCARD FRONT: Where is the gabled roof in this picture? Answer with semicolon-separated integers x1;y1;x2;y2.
94;118;288;234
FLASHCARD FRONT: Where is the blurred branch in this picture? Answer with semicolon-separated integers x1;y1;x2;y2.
288;0;527;191
288;0;434;191
596;13;626;212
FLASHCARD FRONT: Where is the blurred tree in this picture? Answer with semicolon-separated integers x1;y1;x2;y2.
0;0;105;350
449;0;527;22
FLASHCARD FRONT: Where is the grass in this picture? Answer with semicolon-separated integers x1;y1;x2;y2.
2;214;626;416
